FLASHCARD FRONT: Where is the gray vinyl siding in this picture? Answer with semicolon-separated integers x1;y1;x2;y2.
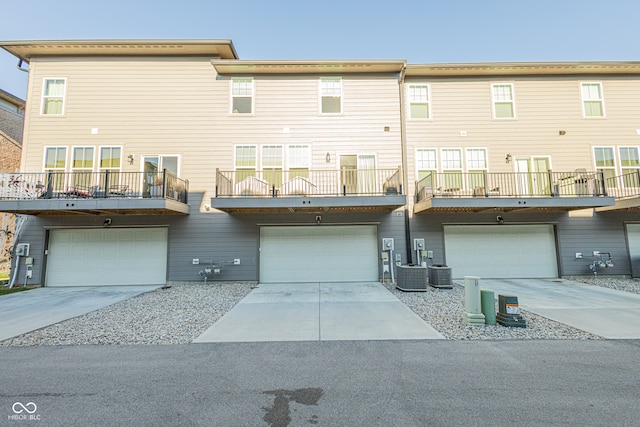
409;211;632;277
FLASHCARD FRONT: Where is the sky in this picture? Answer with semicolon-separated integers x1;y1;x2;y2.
2;0;640;99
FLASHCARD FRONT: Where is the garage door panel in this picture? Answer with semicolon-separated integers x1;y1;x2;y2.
627;224;640;278
444;225;557;279
260;225;378;283
46;228;167;287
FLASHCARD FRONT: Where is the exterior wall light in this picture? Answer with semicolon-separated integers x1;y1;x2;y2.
326;152;331;163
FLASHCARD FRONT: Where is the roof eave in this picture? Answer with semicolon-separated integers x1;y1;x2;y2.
0;39;239;62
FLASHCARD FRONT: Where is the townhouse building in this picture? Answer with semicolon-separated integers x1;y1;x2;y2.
0;40;638;287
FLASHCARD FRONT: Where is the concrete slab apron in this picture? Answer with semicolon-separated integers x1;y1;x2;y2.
194;282;444;343
0;286;161;341
480;279;640;339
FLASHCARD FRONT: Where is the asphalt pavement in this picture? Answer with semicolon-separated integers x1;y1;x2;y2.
1;340;639;426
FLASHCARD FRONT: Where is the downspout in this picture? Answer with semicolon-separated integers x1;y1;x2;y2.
17;59;29;73
398;63;413;265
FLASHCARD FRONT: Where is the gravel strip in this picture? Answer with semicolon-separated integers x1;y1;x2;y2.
573;276;640;295
384;283;601;340
2;278;639;346
1;282;254;347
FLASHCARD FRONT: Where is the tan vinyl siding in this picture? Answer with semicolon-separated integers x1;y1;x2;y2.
405;76;640;199
22;58;402;206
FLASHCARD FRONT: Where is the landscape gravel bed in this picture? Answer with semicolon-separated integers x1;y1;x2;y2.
1;282;254;347
384;283;600;340
2;277;638;346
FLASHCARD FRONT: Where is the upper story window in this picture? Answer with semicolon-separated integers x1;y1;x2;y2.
288;145;310;178
320;77;342;114
416;148;437;180
231;78;253;114
41;78;66;115
408;84;430;119
593;146;616;184
44;146;67;190
619;147;640;187
581;82;605;117
491;83;515;119
100;147;122;171
44;147;67;171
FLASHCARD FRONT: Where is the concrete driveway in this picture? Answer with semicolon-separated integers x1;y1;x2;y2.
0;286;161;341
477;278;640;339
195;282;444;342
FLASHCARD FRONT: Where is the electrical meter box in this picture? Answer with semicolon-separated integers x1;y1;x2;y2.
382;238;394;251
413;239;425;250
15;243;30;257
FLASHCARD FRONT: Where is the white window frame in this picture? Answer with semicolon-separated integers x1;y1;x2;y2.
261;145;284;170
465;148;488;172
441;148;463;172
287;145;311;169
230;77;254;115
618;146;640;187
491;83;516;119
71;146;96;172
99;146;123;172
319;77;343;114
416;148;437;180
41;78;67;116
234;145;258;171
581;82;605;118
407;84;431;119
593;146;616;185
43;146;68;172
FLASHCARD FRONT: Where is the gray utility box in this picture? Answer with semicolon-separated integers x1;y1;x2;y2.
428;265;453;288
396;265;428;292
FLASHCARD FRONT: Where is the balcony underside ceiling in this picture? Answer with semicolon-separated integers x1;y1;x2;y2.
0;198;190;216
210;195;406;214
596;197;640;212
414;196;616;214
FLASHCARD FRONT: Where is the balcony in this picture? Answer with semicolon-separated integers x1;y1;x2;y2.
596;172;640;211
210;168;406;213
0;170;190;216
414;171;615;213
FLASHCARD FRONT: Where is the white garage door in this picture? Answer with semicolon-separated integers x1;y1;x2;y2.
46;228;168;287
626;224;640;278
260;225;378;283
444;224;558;279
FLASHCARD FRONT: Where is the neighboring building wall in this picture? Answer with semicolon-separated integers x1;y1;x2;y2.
0;99;24;274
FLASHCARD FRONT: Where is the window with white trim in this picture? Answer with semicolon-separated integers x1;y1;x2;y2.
235;145;257;182
416;149;437;180
287;145;310;178
231;78;253;114
41;78;66;115
466;148;488;189
72;147;95;188
581;82;605;117
441;148;463;190
320;77;342;114
100;147;122;189
492;83;515;118
408;84;430;119
594;147;616;186
262;145;284;187
619;146;640;187
44;147;67;190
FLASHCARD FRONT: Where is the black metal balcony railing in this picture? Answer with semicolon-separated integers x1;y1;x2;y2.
604;171;640;199
215;167;403;197
416;171;607;202
0;170;189;203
